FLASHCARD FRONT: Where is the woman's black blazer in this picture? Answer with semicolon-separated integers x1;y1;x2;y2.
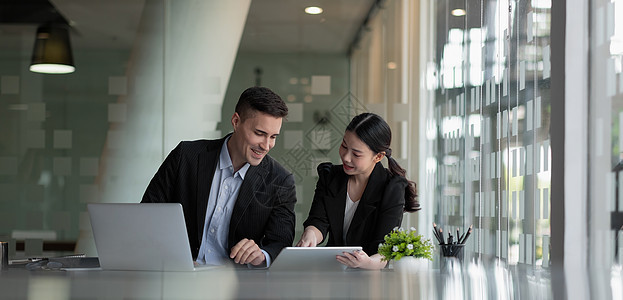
303;162;407;255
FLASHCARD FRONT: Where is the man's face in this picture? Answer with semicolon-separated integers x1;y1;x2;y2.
229;111;282;170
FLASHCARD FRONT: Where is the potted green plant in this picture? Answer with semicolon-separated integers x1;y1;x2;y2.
378;227;434;272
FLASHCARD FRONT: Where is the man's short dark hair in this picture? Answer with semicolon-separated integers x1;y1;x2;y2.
235;86;288;120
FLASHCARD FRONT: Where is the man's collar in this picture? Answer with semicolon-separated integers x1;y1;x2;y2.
219;136;250;179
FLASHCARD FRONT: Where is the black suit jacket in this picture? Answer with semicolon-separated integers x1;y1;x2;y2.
141;134;297;261
303;162;407;255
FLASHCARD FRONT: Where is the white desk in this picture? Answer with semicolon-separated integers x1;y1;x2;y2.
1;267;410;299
0;258;584;299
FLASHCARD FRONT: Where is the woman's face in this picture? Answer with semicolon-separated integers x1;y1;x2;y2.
339;130;383;177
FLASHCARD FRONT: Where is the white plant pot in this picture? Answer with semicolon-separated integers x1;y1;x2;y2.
393;256;430;273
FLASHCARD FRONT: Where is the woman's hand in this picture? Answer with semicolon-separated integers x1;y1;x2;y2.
337;250;371;268
295;226;323;247
337;251;387;269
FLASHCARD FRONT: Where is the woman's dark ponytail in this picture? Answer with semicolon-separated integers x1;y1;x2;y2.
386;155;420;212
346;113;420;212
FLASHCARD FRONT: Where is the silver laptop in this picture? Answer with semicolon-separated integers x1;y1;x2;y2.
269;246;362;271
88;203;218;271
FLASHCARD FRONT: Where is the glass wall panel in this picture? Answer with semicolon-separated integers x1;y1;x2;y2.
349;0;426;230
589;0;623;287
423;0;552;266
350;0;415;199
0;1;165;252
0;0;249;257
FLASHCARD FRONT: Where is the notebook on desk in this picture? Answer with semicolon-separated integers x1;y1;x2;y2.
87;203;218;272
269;246;362;272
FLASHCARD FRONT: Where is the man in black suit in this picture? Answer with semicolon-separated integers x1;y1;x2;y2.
141;86;296;267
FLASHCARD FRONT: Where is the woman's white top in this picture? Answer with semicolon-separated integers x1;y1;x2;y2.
343;192;360;241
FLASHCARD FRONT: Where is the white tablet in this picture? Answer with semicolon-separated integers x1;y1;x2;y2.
269;246;362;272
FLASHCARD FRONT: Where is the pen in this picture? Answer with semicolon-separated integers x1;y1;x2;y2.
458;225;469;244
433;222;441;242
460;227;472;244
433;223;445;244
433;229;442;244
433;223;442;241
439;228;445;244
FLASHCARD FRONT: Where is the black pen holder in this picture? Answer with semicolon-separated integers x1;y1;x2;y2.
438;244;464;271
439;243;464;260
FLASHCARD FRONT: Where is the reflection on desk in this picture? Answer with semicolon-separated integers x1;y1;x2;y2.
1;257;621;299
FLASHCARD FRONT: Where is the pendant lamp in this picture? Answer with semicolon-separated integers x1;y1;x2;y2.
29;25;75;74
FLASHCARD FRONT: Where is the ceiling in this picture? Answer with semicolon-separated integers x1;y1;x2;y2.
0;0;67;24
0;0;376;54
239;0;376;53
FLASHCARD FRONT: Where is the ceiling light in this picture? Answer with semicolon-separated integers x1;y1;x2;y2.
30;25;75;74
451;9;466;16
305;6;323;15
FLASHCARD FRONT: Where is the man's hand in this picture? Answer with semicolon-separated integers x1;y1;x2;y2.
230;238;266;266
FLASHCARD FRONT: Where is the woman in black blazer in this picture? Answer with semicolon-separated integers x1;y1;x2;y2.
296;113;420;269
